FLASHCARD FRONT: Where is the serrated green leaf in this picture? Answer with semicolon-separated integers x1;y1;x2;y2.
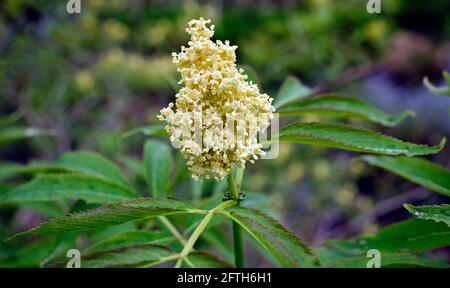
316;219;450;266
278;122;445;156
7;197;204;239
48;244;176;268
331;252;449;268
184;251;232;268
144;140;174;197
0;127;55;145
122;124;167;139
84;230;174;253
57;151;130;188
404;204;450;226
363;156;450;197
279;94;414;126
0;174;135;205
273;76;311;108
220;206;319;267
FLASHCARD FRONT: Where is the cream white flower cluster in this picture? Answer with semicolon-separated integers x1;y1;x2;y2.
158;18;275;180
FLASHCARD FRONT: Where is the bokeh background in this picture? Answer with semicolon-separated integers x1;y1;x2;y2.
1;0;450;266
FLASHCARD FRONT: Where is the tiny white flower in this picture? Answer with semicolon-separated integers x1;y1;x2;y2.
158;18;275;180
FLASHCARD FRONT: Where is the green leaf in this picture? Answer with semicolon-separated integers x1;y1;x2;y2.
7;197;204;239
364;219;450;252
122;124;167;139
316;219;450;266
40;232;79;268
279;94;414;126
0;127;55;145
57;151;130;188
118;156;146;180
201;228;234;263
363;156;450;197
0;162;68;182
184;251;232;268
0;152;131;189
144;140;174;197
445;70;450;83
0;238;55;268
331;252;449;268
84;230;174;253
88;222;136;242
0;174;135;205
316;240;366;267
48;244;175;268
21;202;66;217
220;206;319;267
423;71;450;96
279;122;445;156
0;185;10;195
273;76;311;109
404;204;450;226
0;110;23;127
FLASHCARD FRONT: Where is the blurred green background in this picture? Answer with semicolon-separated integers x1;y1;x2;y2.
1;0;450;266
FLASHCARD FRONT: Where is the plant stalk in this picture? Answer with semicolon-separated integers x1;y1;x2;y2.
232;221;244;267
158;216;187;245
140;254;180;268
227;168;245;268
175;200;235;268
158;216;195;267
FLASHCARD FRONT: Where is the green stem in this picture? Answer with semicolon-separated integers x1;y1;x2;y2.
139;254;180;268
227;170;245;268
232;221;244;268
183;257;195;268
191;179;203;203
158;216;187;245
175;200;236;268
227;173;239;199
158;216;193;267
235;166;244;192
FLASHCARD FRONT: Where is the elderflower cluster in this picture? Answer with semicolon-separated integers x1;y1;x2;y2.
158;18;275;180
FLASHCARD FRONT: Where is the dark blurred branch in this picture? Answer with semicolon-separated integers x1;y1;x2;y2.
313;187;431;245
311;63;380;96
0;23;15;56
336;188;431;239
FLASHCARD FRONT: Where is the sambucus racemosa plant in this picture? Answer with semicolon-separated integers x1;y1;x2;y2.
1;19;450;268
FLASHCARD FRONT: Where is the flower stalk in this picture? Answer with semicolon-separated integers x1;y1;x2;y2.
175;200;236;268
227;168;245;268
